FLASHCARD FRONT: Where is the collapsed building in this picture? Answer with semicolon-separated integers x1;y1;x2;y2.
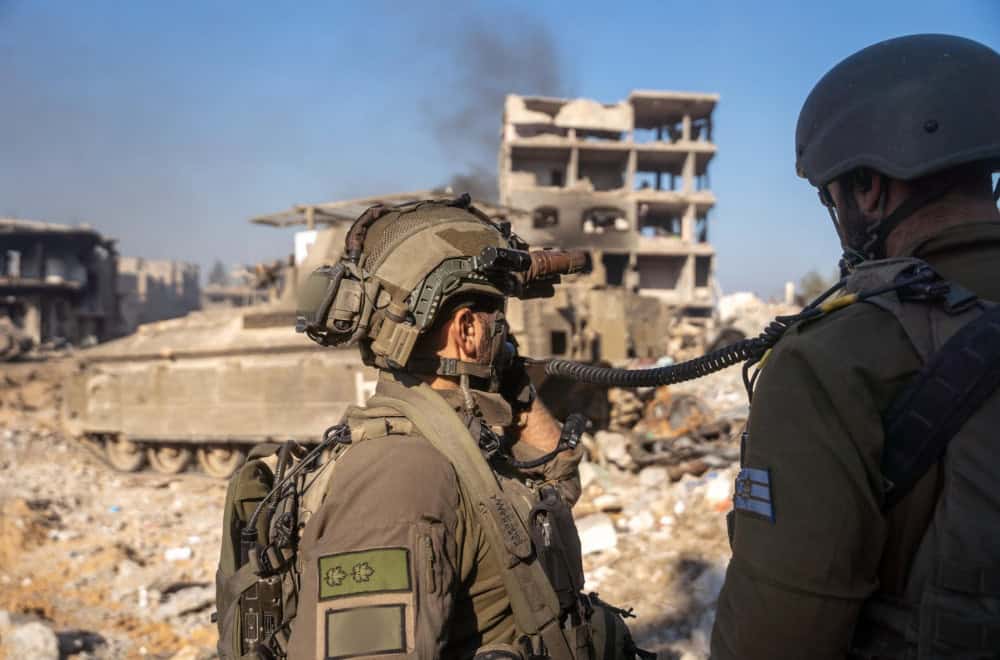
0;219;203;360
499;90;723;360
0;219;120;357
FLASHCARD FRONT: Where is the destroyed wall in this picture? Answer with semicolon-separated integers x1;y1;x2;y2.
117;257;200;332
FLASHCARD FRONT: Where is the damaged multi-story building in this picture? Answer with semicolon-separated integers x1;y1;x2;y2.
498;90;721;361
0;219;120;357
0;219;203;359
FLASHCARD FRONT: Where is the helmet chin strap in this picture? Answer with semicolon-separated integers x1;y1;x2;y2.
859;173;960;260
824;200;867;275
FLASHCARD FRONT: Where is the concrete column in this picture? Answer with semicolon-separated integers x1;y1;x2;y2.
567;148;579;186
681;255;695;300
681;203;696;242
682;151;695;193
625;149;636;192
682;114;692;141
305;206;316;230
23;297;41;344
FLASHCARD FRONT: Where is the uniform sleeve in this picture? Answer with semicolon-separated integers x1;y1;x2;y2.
287;434;465;660
711;323;892;660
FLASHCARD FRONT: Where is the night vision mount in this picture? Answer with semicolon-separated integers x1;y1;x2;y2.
295;243;589;367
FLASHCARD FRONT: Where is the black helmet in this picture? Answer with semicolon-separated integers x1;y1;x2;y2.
796;34;1000;187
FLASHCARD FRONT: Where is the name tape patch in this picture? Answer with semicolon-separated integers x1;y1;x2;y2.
734;467;775;522
325;604;406;659
318;547;411;600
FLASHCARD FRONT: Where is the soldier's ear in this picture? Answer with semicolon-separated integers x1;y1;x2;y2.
452;307;481;360
856;169;891;216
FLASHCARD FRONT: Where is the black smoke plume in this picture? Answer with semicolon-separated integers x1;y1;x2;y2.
428;14;570;203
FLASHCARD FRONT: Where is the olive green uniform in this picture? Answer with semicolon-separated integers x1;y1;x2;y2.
711;222;1000;659
286;372;583;659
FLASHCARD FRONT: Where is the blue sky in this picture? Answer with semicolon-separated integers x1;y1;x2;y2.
1;1;997;296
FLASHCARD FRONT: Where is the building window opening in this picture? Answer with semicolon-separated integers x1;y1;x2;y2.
578;150;628;192
510;146;570;188
533;206;560;229
692;117;713;142
601;253;629;286
637;204;682;238
634;169;680;192
577;129;622;142
583;207;628;234
3;250;21;278
632;123;683;144
695;256;712;287
514;124;569;139
695;214;709;242
637;255;685;290
550;330;568;356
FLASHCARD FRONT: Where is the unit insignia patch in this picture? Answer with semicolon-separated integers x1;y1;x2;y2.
318;548;410;600
733;467;775;522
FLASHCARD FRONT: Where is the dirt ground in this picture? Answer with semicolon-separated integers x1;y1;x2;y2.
0;360;742;659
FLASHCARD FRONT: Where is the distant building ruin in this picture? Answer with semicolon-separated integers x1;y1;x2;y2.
0;219;204;358
117;257;201;331
499;90;719;310
201;265;272;310
494;90;722;361
0;218;120;349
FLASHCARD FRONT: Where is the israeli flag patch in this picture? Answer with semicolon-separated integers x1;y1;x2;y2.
734;467;775;522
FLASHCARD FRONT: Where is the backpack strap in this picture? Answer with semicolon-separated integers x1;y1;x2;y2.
882;302;1000;509
368;374;576;660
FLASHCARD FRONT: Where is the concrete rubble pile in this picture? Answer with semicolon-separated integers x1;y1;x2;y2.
574;365;745;659
0;427;224;659
0;285;782;659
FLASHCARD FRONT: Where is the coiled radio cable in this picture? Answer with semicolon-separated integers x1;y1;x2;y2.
542;272;941;391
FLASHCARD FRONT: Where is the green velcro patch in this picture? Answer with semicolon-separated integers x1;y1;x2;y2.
318;548;411;600
325;605;405;658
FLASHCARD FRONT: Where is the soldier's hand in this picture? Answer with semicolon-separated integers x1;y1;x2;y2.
499;355;535;416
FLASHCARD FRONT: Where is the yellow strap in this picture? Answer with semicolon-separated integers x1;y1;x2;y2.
820;293;859;313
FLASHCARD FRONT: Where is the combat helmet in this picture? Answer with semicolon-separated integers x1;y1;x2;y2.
296;194;586;386
795;34;1000;259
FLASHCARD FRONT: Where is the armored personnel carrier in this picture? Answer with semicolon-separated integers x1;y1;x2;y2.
62;221;377;477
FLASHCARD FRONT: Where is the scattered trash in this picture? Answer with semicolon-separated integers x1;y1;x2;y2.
577;514;619;555
164;547;193;562
2;621;60;660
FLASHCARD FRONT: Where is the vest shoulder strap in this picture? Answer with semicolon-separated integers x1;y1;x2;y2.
882;301;1000;508
368;377;576;660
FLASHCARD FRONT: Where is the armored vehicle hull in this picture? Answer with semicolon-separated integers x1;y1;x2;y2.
61;224;375;477
62;305;375;477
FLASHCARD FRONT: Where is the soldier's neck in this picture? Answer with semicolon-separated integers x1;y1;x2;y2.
885;196;1000;257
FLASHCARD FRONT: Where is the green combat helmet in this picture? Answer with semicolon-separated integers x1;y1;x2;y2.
295;194;588;389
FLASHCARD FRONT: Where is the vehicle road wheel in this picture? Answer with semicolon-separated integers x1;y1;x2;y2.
105;435;145;472
147;445;193;474
196;446;246;479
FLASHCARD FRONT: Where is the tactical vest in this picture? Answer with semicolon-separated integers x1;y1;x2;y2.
839;258;1000;659
216;375;647;660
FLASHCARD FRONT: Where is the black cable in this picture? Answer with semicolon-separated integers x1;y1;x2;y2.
246;424;349;533
545;268;940;389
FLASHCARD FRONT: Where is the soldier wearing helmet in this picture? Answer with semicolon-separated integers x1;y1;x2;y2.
711;34;1000;658
215;195;648;660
